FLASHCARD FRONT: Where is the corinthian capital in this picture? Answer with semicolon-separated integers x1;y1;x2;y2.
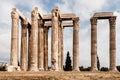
90;17;97;25
21;18;28;25
73;17;79;24
11;8;19;19
109;16;116;25
31;10;38;20
52;7;60;18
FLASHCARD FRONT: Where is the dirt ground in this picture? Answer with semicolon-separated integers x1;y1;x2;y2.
0;71;120;80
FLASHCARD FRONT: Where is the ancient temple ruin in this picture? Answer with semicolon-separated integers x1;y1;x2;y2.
90;12;117;71
10;7;117;72
10;7;79;71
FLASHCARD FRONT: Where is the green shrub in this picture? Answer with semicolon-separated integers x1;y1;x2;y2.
79;66;90;71
0;66;6;71
116;66;120;72
100;67;108;71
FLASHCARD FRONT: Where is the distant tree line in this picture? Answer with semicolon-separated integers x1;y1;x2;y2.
1;51;120;72
0;66;6;71
1;65;120;71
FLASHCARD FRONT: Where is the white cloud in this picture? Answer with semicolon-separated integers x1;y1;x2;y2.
73;0;107;21
55;0;107;22
0;1;14;24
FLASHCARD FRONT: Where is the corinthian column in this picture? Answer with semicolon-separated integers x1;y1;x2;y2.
109;16;117;71
90;17;98;71
58;21;62;71
61;23;64;70
58;21;64;71
29;9;39;71
73;17;79;71
51;7;60;71
38;19;44;70
10;8;19;67
20;19;28;71
44;27;48;71
28;25;32;71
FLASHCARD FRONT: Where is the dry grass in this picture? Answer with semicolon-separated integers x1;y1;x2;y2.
0;71;120;80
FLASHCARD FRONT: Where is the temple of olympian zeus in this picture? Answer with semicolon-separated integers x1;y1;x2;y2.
10;7;79;71
10;7;117;72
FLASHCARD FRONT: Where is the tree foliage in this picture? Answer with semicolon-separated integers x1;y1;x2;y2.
116;66;120;72
79;66;91;71
0;66;6;71
97;55;100;70
64;51;72;71
100;67;109;71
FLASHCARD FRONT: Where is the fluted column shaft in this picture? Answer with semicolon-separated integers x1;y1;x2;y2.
61;24;64;70
109;16;117;71
28;26;32;71
90;17;98;71
58;21;62;71
38;20;44;70
29;10;39;71
51;8;60;71
10;9;19;67
73;17;79;71
44;27;48;71
20;20;27;71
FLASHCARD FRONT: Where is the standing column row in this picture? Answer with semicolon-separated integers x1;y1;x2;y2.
73;17;80;71
10;8;50;71
109;16;117;71
58;21;64;71
38;19;44;70
28;17;49;71
10;9;19;67
29;9;39;71
90;16;117;71
11;9;28;71
44;27;49;71
20;19;28;71
90;17;98;71
28;25;32;71
51;7;60;71
38;20;49;71
10;8;80;72
58;21;62;71
61;23;64;70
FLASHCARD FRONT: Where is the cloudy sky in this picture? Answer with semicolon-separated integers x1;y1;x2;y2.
0;0;120;68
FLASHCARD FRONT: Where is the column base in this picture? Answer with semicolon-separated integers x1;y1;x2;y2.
90;67;98;72
73;68;80;71
59;69;64;72
38;68;44;71
21;69;26;71
109;68;118;72
44;69;48;71
50;68;59;71
28;67;39;71
58;69;64;71
6;65;21;72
